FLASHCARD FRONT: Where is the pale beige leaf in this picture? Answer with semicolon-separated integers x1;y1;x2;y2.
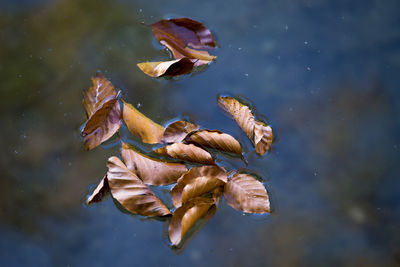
217;96;255;140
254;121;273;156
154;143;215;165
82;73;122;150
223;172;270;214
121;142;187;186
106;156;171;217
122;100;165;144
161;120;200;143
137;58;195;77
184;129;242;156
86;175;109;204
171;166;227;207
169;197;216;246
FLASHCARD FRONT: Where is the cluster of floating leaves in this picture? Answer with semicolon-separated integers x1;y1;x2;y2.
82;18;275;248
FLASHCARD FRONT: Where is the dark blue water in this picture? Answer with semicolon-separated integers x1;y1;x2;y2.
1;0;399;266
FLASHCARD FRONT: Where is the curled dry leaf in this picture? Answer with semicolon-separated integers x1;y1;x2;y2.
169;197;216;246
171;166;227;207
121;142;187;186
161;120;200;143
122;100;165;144
223;172;270;214
137;58;195;78
106;156;171;217
154;143;215;165
254;121;273;156
151;18;216;65
82;73;122;150
184;129;242;156
217;96;273;156
86;175;109;205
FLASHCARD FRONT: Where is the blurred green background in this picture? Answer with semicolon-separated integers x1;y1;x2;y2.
1;0;399;266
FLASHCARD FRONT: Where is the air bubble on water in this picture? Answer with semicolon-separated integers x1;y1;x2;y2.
244;73;249;77
238;47;242;51
137;103;141;108
306;66;311;71
139;8;143;13
304;41;308;45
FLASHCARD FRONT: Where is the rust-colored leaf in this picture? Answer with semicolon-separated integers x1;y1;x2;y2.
82;73;122;150
121;142;187;186
171;166;227;207
254;121;273;156
137;58;195;78
184;129;242;156
217;96;274;156
169;197;216;246
161;120;200;143
151;18;216;64
86;175;109;205
122;100;165;144
223;172;270;214
106;156;171;217
154;143;215;165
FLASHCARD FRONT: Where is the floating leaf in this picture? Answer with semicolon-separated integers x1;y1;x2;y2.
106;156;171;217
184;129;242;156
122;100;165;144
151;18;216;65
154;143;215;165
86;175;109;205
171;166;227;207
137;58;195;78
254;121;273;156
169;197;216;246
82;73;122;150
161;120;200;143
223;172;270;214
217;96;273;156
121;142;187;186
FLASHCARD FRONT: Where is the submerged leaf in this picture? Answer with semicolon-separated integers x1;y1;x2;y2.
169;197;216;246
161;120;200;143
122;100;165;144
121;142;187;186
154;143;215;165
106;156;171;217
137;58;195;77
171;166;227;207
217;96;273;156
151;18;216;64
184;129;242;156
223;172;270;214
82;73;122;150
86;175;109;204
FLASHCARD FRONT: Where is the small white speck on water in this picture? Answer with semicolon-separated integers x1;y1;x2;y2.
137;103;141;108
314;171;318;176
244;73;249;77
284;25;289;30
14;150;18;155
139;8;143;13
238;47;242;51
18;74;22;78
306;66;311;71
304;41;309;45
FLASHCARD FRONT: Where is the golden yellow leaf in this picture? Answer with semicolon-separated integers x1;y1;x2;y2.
154;143;215;165
169;197;216;246
171;166;227;207
137;58;195;77
106;156;171;217
86;175;109;205
82;73;122;150
161;120;200;143
223;172;270;214
122;100;165;144
121;142;187;186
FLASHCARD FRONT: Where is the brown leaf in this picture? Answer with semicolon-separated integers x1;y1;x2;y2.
161;120;200;143
122;100;165;144
254;121;273;156
217;96;274;155
184;129;242;156
82;73;122;150
86;175;109;204
154;143;215;165
137;58;195;78
169;197;216;246
121;142;187;186
171;166;227;207
151;18;216;64
106;156;171;217
223;172;270;214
